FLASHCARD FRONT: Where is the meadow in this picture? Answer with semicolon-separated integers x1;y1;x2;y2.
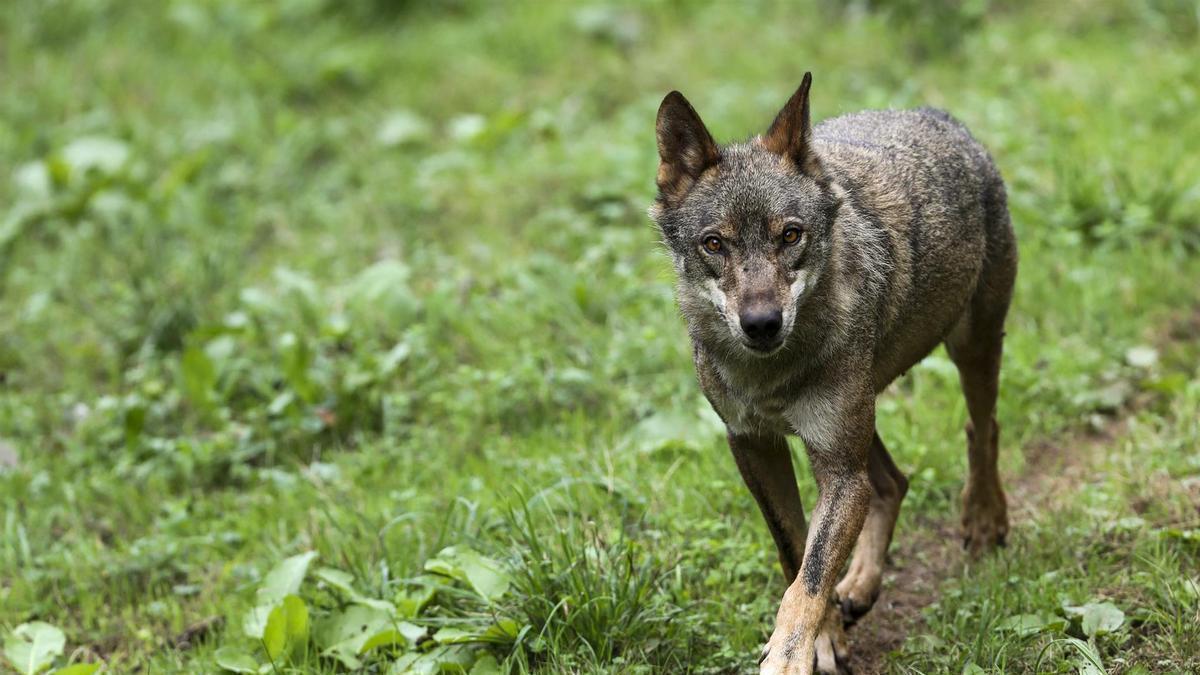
1;1;1198;673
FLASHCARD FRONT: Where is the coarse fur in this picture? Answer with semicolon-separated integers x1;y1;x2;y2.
650;73;1017;675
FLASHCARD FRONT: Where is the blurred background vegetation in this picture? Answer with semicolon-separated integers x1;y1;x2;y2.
1;1;1198;673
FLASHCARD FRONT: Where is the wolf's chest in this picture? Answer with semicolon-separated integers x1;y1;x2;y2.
709;379;800;436
700;354;847;446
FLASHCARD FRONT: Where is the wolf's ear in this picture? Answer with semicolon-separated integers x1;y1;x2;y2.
762;72;822;176
656;91;720;208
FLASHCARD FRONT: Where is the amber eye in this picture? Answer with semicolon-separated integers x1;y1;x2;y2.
782;226;803;245
703;236;723;253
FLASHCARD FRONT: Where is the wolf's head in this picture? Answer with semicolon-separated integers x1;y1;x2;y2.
650;73;839;357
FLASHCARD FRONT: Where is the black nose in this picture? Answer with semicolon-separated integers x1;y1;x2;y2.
739;307;783;342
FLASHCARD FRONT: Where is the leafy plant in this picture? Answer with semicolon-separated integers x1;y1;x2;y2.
2;622;98;675
3;623;64;675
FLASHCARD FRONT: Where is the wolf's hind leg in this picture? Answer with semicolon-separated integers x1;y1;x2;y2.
834;431;907;626
946;331;1008;554
945;209;1015;554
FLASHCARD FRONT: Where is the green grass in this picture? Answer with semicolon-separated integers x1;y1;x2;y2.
1;1;1199;673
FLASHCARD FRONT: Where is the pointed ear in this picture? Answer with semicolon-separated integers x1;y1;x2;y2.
655;91;720;208
762;72;822;176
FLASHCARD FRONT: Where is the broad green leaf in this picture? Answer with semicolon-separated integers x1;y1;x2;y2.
447;114;486;142
261;608;286;661
1125;345;1159;368
396;584;436;619
315;605;395;667
470;654;502;675
424;547;511;603
257;551;318;605
284;595;310;649
60;136;129;176
433;627;477;645
994;612;1065;637
314;567;355;592
52;666;100;675
376;110;432;147
13;162;50;201
424;556;464;582
388;652;428;675
262;595;309;662
315;567;396;612
324;651;361;670
386;645;475;675
1074;380;1132;413
359;629;406;654
243;604;273;639
399;622;424;645
315;605;391;649
1080;602;1125;637
213;646;259;673
4;622;65;675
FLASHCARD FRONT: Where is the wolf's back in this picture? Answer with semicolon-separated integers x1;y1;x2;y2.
813;107;1013;384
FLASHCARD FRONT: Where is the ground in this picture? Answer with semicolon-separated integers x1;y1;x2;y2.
1;1;1198;674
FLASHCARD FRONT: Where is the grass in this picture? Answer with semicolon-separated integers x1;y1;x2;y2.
1;0;1198;673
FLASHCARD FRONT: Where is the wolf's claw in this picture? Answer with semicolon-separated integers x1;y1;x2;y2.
838;592;876;628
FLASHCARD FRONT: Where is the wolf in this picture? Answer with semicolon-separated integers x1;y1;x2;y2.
649;73;1017;674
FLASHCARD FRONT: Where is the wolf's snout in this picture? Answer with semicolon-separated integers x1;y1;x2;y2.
739;306;783;345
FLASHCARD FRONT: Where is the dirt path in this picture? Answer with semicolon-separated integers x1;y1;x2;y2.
847;307;1200;673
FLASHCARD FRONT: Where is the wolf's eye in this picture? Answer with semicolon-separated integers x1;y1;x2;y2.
782;226;803;245
703;236;723;253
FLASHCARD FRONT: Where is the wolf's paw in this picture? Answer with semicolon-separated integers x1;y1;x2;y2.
961;483;1008;555
759;601;852;675
813;603;852;674
834;567;881;627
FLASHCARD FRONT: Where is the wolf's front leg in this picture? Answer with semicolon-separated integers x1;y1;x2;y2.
760;394;873;675
728;431;808;581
